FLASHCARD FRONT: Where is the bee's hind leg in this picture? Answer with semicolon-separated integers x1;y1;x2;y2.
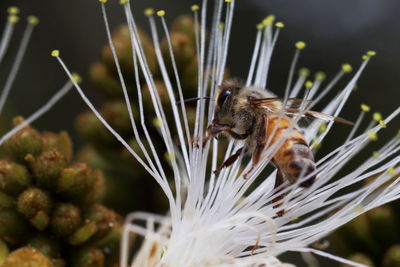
213;147;246;175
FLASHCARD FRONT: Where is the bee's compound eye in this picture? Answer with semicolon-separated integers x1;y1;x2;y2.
217;89;231;107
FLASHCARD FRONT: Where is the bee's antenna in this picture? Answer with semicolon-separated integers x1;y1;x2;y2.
176;97;211;105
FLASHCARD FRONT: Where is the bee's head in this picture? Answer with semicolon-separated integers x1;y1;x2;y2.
213;79;242;124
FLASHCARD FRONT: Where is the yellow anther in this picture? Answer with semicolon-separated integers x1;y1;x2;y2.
368;131;378;141
275;22;285;28
98;0;108;3
295;41;306;50
27;16;39;26
315;72;326;81
8;15;19;23
164;152;175;162
361;104;370;112
191;5;199;12
8;7;20;15
319;124;327;133
120;0;128;4
305;81;313;89
71;73;82;84
256;23;264;30
262;15;275;26
372;112;382;122
219;22;225;30
51;50;60;57
144;8;154;16
367;50;376;57
152;117;163;128
157;10;165;17
362;55;369;61
379;120;387;128
225;0;233;3
342;64;353;73
298;68;310;77
311;141;322;149
388;167;397;176
372;151;379;159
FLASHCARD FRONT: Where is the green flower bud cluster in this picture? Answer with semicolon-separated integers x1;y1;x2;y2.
0;118;122;267
330;204;400;267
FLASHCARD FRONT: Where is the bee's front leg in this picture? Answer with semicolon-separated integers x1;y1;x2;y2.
202;119;231;147
213;147;246;175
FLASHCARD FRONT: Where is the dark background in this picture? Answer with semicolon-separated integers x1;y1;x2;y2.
1;0;400;266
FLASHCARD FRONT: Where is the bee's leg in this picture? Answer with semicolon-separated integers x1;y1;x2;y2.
213;147;246;175
272;169;286;217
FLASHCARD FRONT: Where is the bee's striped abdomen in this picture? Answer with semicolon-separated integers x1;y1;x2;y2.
266;115;316;188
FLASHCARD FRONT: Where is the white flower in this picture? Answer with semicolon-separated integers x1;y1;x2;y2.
48;0;400;266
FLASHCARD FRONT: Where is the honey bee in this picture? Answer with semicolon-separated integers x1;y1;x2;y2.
204;79;352;210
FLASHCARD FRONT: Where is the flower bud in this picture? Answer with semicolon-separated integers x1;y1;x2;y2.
181;57;199;96
28;234;60;259
71;247;105;267
0;160;31;195
0;209;32;245
67;222;98;246
89;62;122;97
3;117;43;162
76;112;118;148
368;206;398;245
171;15;197;42
50;203;81;237
83;204;122;245
142;80;169;114
57;163;104;203
76;101;135;149
17;188;52;230
41;131;73;163
383;244;400;267
0;239;9;265
0;192;14;208
161;32;196;68
337;213;377;253
1;247;52;267
342;253;374;267
30;149;68;189
101;25;158;77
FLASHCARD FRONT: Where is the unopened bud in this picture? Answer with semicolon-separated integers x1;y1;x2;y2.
50;203;81;237
1;248;52;267
30;149;68;189
383;245;400;267
67;222;97;245
171;15;197;42
342;253;373;267
41;131;73;163
89;62;122;97
17;188;52;230
83;204;122;245
0;160;31;195
369;206;398;245
28;235;60;259
0;209;31;245
71;247;105;267
58;164;104;204
3;117;43;162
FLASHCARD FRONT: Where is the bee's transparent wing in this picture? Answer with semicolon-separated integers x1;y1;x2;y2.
250;98;354;125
